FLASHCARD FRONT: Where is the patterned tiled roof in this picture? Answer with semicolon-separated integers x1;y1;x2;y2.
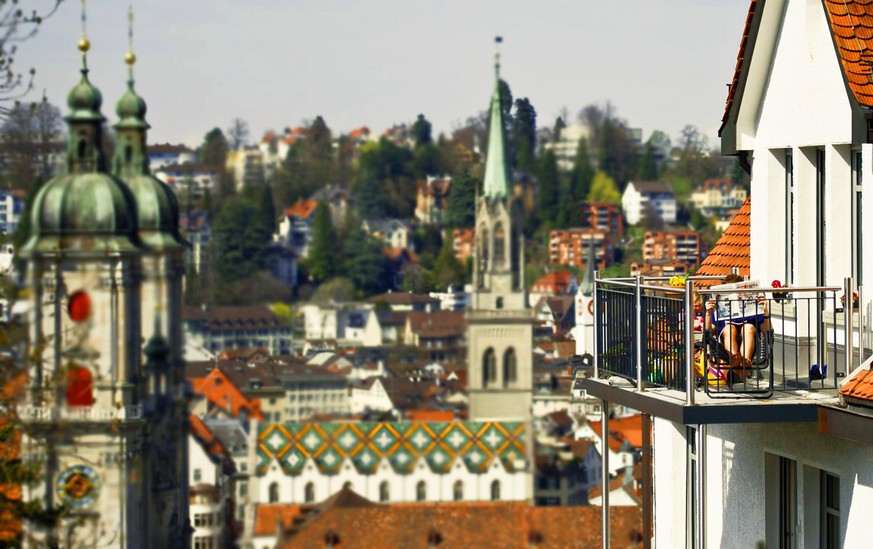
257;421;527;476
840;368;873;404
694;196;751;287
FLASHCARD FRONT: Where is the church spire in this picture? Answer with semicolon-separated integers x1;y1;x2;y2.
482;36;511;200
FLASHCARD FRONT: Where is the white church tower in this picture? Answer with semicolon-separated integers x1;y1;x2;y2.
17;18;188;547
573;247;596;358
467;45;535;421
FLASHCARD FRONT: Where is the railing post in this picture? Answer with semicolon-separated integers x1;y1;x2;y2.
593;270;600;380
636;275;644;392
685;278;695;406
845;277;854;379
601;400;610;549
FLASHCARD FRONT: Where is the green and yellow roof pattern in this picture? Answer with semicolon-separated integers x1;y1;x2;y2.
257;421;527;476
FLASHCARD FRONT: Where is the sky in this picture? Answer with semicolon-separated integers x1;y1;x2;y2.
17;0;751;149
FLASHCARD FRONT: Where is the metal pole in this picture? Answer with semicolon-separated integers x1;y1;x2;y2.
845;277;853;379
601;401;610;549
685;278;695;405
859;284;866;359
636;275;644;391
641;414;653;549
594;270;600;379
696;424;707;549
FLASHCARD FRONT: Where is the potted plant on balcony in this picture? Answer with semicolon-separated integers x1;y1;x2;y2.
841;291;859;311
771;280;790;303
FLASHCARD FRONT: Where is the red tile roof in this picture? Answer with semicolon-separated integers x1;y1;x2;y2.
191;368;265;421
840;368;873;404
278;490;643;548
722;1;760;130
695;196;751;287
253;504;303;537
284;199;318;220
189;415;237;475
590;414;644;452
531;270;573;293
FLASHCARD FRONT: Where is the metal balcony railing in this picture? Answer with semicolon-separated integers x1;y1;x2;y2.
593;275;865;403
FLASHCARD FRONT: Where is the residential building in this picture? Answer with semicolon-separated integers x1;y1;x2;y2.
362;218;412;250
228;147;266;190
415;176;452;223
529;270;577;308
403;310;467;362
300;302;382;347
429;284;472;311
629;260;689;278
452;228;475;263
275;198;318;257
369;292;439;312
183;305;293;356
641;229;703;266
0;242;14;281
189;415;238;549
690;177;747;214
311;185;353;229
154;162;219;204
533;295;575;336
543;122;592;171
588;3;873;546
548;228;613;269
0;189;24;234
148;142;195;169
179;209;211;273
578;201;624;235
621;180;677;225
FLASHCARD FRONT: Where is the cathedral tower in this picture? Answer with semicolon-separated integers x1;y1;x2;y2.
467;47;535;421
17;16;187;546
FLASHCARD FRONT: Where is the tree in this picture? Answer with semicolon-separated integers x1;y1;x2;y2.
552;116;566;142
259;184;276;234
306;202;338;283
311;277;357;304
0;100;62;186
431;233;466;290
569;137;594;202
638;142;658;181
411;114;433;147
200;128;229;168
511;98;537;171
444;171;478;228
355;173;386;220
587;171;621;204
342;223;389;296
226;118;250;150
212;197;270;283
411;144;443;178
536;150;560;225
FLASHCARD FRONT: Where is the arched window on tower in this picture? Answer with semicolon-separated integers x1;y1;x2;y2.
304;482;315;503
66;364;94;407
379;481;390;502
125;143;133;164
77;134;87;164
268;482;279;503
491;480;501;501
482;348;497;388
416;480;427;502
493;222;506;267
503;348;517;388
453;480;463;501
478;225;489;287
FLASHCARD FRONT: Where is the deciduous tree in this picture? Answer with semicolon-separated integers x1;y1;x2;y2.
587;171;621;205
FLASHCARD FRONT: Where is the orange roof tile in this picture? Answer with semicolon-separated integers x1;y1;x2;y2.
532;270;573;293
695;196;750;287
254;504;303;536
405;409;456;421
840;368;873;404
284;199;318;220
721;1;759;130
189;414;237;474
191;368;265;421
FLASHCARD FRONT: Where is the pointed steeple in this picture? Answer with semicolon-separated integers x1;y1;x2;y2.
482;38;511;200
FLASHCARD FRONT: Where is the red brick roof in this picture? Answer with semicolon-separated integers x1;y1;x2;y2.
695;196;751;287
840;368;873;404
278;491;643;548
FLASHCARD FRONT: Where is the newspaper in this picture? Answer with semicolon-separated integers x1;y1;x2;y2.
710;280;765;323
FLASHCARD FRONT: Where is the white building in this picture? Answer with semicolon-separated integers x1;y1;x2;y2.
429;284;472;311
154;163;219;204
362;218;412;250
587;2;873;547
300;302;382;347
621;180;677;225
147;142;195;170
0;190;23;234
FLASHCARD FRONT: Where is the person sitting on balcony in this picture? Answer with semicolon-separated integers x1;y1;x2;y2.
704;279;770;366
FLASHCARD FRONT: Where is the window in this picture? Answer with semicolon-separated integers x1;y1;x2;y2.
482;348;497;388
193;514;205;527
304;482;315;503
852;151;863;286
490;480;501;501
380;481;390;503
502;348;517;388
269;482;279;503
453;480;463;502
239;481;248;498
785;150;794;285
193;469;202;482
416;480;427;502
821;472;840;549
493;223;506;265
766;454;797;549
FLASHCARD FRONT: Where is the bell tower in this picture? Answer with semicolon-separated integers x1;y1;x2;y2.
467;42;534;421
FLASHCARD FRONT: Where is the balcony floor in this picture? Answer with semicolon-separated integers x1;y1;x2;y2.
583;376;840;425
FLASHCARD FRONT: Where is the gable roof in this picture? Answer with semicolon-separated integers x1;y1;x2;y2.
695;196;751;287
840;367;873;406
629;181;674;195
189;415;237;475
722;1;873;140
284;199;319;220
531;270;573;292
191;368;265;421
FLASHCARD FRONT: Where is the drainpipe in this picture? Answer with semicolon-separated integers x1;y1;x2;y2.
845;277;854;380
696;424;707;549
601;401;610;549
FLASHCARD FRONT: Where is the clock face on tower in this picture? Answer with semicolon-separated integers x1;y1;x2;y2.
56;465;101;509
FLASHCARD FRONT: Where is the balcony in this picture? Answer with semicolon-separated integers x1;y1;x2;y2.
583;275;866;424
